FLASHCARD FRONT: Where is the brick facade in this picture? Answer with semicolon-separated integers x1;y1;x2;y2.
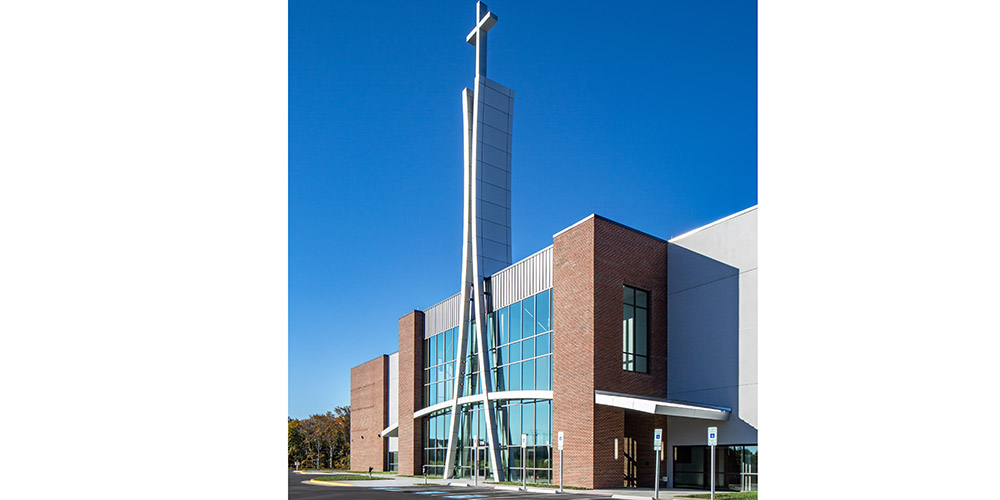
350;355;389;471
397;310;425;476
552;216;597;488
350;214;670;488
552;215;668;488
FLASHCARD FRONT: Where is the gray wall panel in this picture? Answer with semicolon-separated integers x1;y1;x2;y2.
424;292;461;338
489;246;552;310
664;207;757;487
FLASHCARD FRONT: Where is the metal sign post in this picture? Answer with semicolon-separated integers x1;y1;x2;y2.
557;432;564;493
653;429;663;499
708;427;718;500
521;433;528;490
473;435;478;486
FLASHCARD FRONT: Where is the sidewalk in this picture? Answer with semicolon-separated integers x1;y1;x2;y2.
296;471;715;499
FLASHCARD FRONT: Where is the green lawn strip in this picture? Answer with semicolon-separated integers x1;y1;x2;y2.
677;492;757;500
397;474;443;479
297;469;396;475
312;475;391;481
485;481;588;490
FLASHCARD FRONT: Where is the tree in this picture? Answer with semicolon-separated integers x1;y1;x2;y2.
288;417;307;467
288;407;350;470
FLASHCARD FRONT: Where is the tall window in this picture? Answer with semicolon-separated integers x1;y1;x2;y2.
487;288;552;394
622;285;649;372
424;327;457;407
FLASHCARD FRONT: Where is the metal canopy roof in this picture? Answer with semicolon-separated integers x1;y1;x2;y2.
594;390;731;421
379;422;398;438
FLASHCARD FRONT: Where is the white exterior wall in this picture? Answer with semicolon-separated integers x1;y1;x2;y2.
388;352;398;453
664;207;757;486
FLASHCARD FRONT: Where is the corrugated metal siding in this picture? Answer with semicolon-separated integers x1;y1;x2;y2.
424;292;462;338
489;245;552;310
422;246;552;335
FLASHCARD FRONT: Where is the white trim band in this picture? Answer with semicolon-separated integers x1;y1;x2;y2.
594;390;731;421
413;390;554;419
379;422;399;438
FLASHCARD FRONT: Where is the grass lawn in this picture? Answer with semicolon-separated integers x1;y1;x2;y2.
312;475;392;481
678;492;757;499
397;474;443;479
295;469;396;474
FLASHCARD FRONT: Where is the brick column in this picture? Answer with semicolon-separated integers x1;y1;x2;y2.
552;216;605;488
552;215;668;489
397;310;425;476
350;355;389;471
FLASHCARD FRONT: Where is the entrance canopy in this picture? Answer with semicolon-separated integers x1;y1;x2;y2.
379;422;398;438
594;390;730;421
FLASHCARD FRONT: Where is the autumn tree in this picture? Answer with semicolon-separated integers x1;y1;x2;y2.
288;406;350;470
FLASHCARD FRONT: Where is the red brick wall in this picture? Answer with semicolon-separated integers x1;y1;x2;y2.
553;216;598;488
350;355;388;471
623;411;669;487
397;310;424;475
592;216;667;397
552;215;668;489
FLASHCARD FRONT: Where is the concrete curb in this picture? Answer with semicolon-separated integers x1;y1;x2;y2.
307;479;355;487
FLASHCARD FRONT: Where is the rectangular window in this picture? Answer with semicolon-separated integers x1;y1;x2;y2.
535;356;550;391
487;313;496;350
523;358;534;391
498;307;509;345
521;295;534;341
535;289;550;334
445;328;454;361
423;339;430;368
509;301;521;342
509;404;521;450
536;332;550;356
622;285;649;373
509;363;521;391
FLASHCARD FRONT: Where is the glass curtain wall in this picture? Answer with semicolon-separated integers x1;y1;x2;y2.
496;399;552;483
421;288;554;482
422;411;452;476
423;326;457;407
673;444;758;491
487;289;552;393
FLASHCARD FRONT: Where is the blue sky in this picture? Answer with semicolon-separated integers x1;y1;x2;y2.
289;0;757;419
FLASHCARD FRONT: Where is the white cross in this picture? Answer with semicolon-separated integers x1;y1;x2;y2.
466;1;498;77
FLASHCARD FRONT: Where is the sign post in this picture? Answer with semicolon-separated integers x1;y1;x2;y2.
708;427;718;500
653;429;663;499
521;433;528;490
473;435;479;486
557;432;564;493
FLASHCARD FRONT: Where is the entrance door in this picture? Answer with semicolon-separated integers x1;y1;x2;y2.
673;444;758;491
470;443;489;481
